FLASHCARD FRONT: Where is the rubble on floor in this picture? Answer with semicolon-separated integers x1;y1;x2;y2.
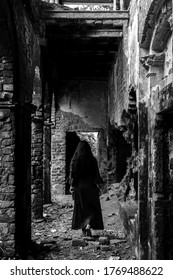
31;185;136;260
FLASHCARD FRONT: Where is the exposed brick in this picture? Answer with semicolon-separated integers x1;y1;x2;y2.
99;236;110;245
1;77;13;84
100;245;110;251
3;63;13;70
3;84;13;92
2;57;13;63
3;70;13;77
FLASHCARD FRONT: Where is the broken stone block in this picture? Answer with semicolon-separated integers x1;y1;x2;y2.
0;109;10;121
83;236;95;242
118;201;138;236
3;63;13;70
110;239;126;245
99;236;110;245
51;229;57;233
2;57;13;64
72;239;87;247
3;92;13;100
63;237;72;241
3;84;13;92
109;256;120;260
87;241;100;250
100;245;110;251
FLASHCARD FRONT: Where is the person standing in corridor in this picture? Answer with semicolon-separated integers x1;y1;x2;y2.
69;140;104;236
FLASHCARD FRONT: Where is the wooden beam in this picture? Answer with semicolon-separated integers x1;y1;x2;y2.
63;0;113;3
48;29;122;38
41;10;129;21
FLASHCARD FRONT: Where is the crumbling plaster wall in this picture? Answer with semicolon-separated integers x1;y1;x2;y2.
111;0;173;260
128;0;139;88
108;43;129;127
51;80;108;195
135;0;173;260
163;36;172;87
108;0;139;125
107;0;139;181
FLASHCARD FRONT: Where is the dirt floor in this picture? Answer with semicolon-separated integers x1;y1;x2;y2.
31;185;136;260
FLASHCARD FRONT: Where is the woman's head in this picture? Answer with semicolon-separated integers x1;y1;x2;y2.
75;140;93;158
70;140;95;178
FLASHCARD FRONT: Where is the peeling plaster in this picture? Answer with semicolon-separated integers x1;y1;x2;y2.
139;147;146;168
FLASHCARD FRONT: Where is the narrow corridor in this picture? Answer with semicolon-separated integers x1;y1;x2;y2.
31;184;135;260
1;0;173;260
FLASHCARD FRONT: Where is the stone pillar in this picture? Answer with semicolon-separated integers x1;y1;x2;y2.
43;83;52;204
0;104;16;257
43;122;51;204
31;112;43;221
149;117;164;259
138;101;149;259
150;118;173;260
15;103;35;258
0;53;17;257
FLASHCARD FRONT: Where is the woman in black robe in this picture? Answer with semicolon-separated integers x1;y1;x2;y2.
69;140;104;236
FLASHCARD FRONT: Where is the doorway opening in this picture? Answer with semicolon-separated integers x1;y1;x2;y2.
65;131;99;194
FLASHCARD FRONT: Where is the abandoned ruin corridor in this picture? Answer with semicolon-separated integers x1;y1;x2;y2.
0;0;173;260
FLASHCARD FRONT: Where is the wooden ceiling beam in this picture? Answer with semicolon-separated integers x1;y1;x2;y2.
41;10;129;21
46;29;122;38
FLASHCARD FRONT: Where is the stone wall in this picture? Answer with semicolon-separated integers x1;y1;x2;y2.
31;119;43;220
108;43;128;126
108;21;129;127
13;0;40;257
0;3;16;257
107;0;138;198
51;80;108;196
128;0;139;87
0;110;16;257
43;84;52;204
0;0;41;257
135;0;173;259
107;0;173;260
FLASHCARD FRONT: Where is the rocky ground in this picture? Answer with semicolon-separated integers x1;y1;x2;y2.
31;185;136;260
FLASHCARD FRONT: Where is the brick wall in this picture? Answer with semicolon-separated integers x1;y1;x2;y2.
0;111;16;257
0;4;15;257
